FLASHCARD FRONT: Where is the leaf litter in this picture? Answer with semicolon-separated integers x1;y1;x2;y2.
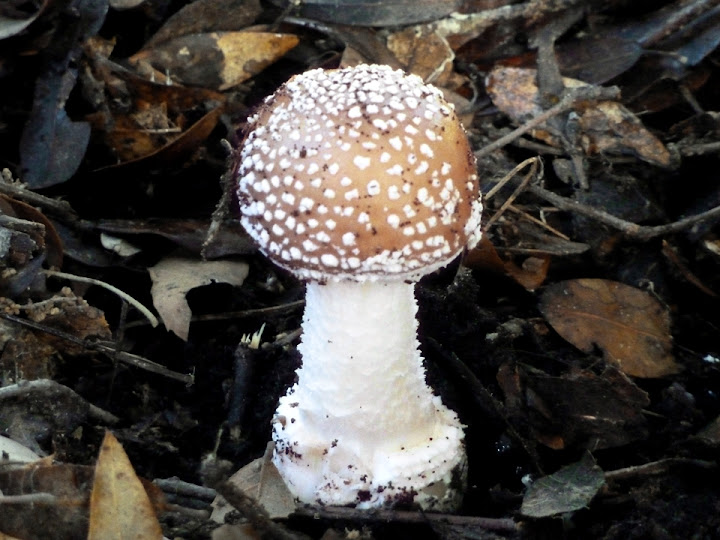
1;0;720;538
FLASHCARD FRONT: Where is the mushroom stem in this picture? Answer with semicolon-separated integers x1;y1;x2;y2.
272;280;466;509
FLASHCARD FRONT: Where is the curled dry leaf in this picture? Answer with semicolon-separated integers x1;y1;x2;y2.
88;431;163;540
538;278;680;378
148;257;249;340
486;66;671;167
129;31;300;91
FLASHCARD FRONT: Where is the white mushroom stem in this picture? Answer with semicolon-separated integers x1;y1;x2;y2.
272;280;466;509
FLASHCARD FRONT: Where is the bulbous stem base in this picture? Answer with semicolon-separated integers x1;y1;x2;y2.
272;280;466;509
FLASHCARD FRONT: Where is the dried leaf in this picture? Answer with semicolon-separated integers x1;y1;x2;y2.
146;0;262;47
130;32;299;91
109;0;147;9
273;0;461;26
463;236;551;291
539;279;680;378
386;25;457;87
521;453;605;518
148;257;249;340
96;219;256;258
97;104;224;172
1;291;111;384
0;461;94;539
0;436;41;464
486;66;671;167
18;0;108;188
520;365;650;449
88;431;163;540
212;443;295;523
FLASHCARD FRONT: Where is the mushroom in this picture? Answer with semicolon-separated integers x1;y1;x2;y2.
236;64;483;510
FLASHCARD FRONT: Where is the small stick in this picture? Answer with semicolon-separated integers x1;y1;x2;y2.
0;313;193;384
605;457;717;481
292;505;519;533
483;157;541;232
526;183;720;241
216;480;309;540
43;269;159;328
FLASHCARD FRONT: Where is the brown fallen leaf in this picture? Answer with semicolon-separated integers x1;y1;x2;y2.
538;278;680;378
486;66;671;167
148;257;250;340
88;431;163;540
130;32;299;91
463;236;551;291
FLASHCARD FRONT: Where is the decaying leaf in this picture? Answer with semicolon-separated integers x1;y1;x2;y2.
538;278;680;378
88;431;163;540
1;289;111;385
212;442;295;523
498;363;650;450
464;236;551;291
486;66;671;167
145;0;262;48
18;0;107;189
84;47;226;168
130;31;299;91
96;218;256;259
148;257;249;340
273;0;461;27
386;25;460;91
0;460;94;539
521;453;605;518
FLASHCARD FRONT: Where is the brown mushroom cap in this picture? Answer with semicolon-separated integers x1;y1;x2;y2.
237;64;482;281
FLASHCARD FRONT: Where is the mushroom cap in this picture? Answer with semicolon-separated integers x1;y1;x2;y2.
237;64;482;282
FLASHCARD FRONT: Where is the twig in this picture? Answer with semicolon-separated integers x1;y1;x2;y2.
153;477;217;502
605;457;717;482
43;269;159;328
0;313;193;384
672;140;720;157
507;205;570;241
0;170;80;223
483;157;542;232
216;480;310;540
474;85;620;161
0;493;60;505
292;505;519;533
525;183;720;241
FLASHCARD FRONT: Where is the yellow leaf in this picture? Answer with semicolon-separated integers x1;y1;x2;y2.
88;432;163;540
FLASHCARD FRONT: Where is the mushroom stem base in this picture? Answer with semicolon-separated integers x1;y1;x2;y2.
272;280;466;510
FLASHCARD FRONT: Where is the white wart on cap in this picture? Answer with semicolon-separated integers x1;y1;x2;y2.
237;64;482;281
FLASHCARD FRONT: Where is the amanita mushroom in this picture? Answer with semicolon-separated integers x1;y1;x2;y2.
236;64;482;509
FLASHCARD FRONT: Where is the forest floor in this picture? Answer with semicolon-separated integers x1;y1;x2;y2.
1;0;720;539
